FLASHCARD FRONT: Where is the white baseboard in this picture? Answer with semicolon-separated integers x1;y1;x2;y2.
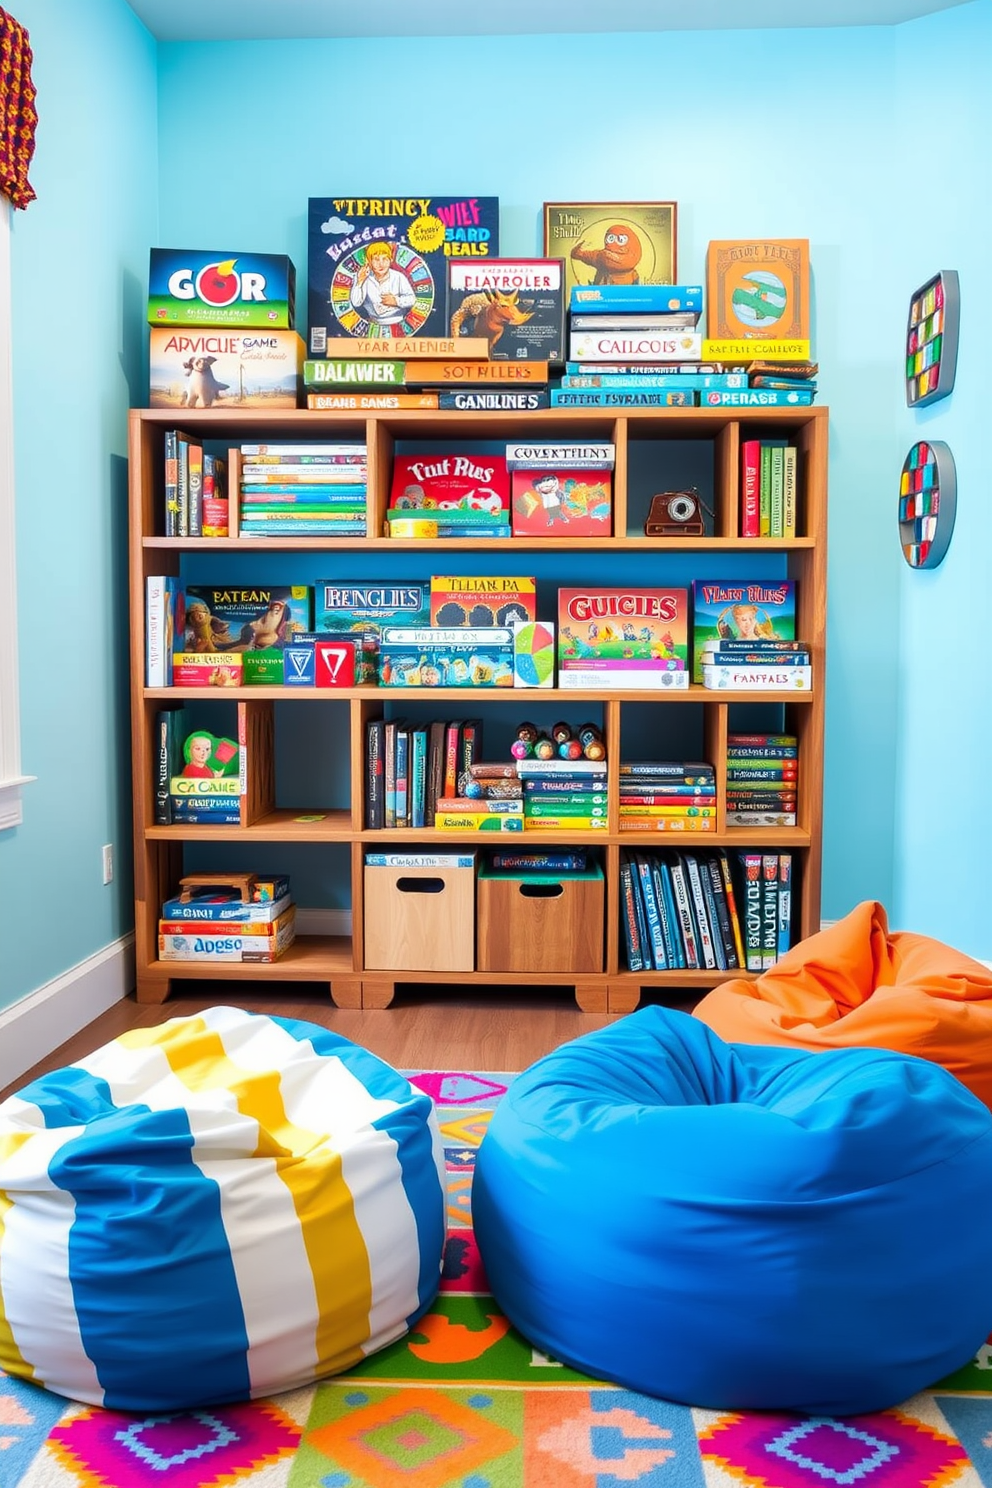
0;935;135;1091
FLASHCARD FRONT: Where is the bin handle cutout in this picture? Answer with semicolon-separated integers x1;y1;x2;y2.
518;883;564;899
396;876;445;895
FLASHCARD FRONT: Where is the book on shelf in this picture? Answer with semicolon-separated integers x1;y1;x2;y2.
201;453;229;537
737;852;764;971
550;389;695;408
557;373;745;391
619;852;645;972
146;576;179;687
702;666;811;692
761;853;781;969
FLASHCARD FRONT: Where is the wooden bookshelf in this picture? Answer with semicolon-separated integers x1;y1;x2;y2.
128;405;827;1013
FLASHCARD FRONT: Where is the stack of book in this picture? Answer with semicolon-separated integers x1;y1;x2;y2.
726;734;798;826
238;441;367;537
157;874;296;964
700;640;811;693
517;757;608;833
618;761;716;833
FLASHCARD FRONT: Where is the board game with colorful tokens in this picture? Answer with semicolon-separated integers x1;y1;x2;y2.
898;439;957;568
905;270;959;407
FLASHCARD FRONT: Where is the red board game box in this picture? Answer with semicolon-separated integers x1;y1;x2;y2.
511;468;612;537
390;453;509;515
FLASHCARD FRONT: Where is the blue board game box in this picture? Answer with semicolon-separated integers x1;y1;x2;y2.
307;196;500;352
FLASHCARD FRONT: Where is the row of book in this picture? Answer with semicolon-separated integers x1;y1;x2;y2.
740;437;800;538
365;718;612;833
239;441;368;537
164;430;228;537
620;847;792;973
157;874;296;963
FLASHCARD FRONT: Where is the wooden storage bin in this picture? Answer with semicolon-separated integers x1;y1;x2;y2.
364;860;475;972
477;865;605;974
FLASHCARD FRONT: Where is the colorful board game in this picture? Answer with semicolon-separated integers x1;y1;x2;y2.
447;258;565;362
429;576;536;628
557;587;688;689
510;469;612;537
691;579;797;683
898;440;957;569
148;249;296;328
906;270;959;407
543;202;677;297
307;196;500;352
705;239;810;342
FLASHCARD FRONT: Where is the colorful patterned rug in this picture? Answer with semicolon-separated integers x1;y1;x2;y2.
4;1068;992;1488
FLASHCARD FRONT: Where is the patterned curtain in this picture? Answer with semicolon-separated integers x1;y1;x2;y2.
0;7;36;208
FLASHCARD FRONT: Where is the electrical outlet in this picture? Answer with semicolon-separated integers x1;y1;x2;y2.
102;844;114;884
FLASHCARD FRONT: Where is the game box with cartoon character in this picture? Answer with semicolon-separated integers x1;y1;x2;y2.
307;195;500;352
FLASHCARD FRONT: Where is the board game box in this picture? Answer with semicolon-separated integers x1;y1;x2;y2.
308;195;500;352
691;578;797;683
429;575;537;628
314;580;431;683
705;239;810;343
390;453;510;515
149;328;304;408
447;258;565;362
148;249;296;328
557;587;689;689
511;469;612;537
179;585;312;685
378;627;515;687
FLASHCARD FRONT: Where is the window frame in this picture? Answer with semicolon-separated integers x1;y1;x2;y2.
0;198;33;828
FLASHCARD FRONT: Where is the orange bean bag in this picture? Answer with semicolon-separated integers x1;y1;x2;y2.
693;900;992;1108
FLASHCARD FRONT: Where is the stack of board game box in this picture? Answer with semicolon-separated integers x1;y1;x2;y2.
304;196;565;412
690;579;810;692
148;248;304;413
551;239;817;409
726;734;799;826
157;874;296;963
618;760;717;834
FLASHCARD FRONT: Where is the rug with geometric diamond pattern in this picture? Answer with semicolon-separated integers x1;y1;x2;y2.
5;1070;992;1487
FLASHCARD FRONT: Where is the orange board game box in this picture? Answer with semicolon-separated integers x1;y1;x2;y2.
705;239;810;342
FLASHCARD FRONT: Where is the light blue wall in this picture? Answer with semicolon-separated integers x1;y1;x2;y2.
2;4;987;1017
0;0;158;1011
891;2;991;951
156;24;911;928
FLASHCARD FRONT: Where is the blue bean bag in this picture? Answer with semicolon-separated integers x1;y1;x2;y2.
472;1006;992;1415
0;1007;447;1411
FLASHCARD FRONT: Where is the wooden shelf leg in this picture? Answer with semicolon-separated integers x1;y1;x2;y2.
329;977;362;1009
136;974;174;1006
361;979;397;1009
607;981;642;1015
573;981;608;1013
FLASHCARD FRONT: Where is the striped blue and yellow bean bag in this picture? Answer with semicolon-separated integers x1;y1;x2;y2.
0;1006;446;1411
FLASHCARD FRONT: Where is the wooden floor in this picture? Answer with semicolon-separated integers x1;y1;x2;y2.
1;983;699;1101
